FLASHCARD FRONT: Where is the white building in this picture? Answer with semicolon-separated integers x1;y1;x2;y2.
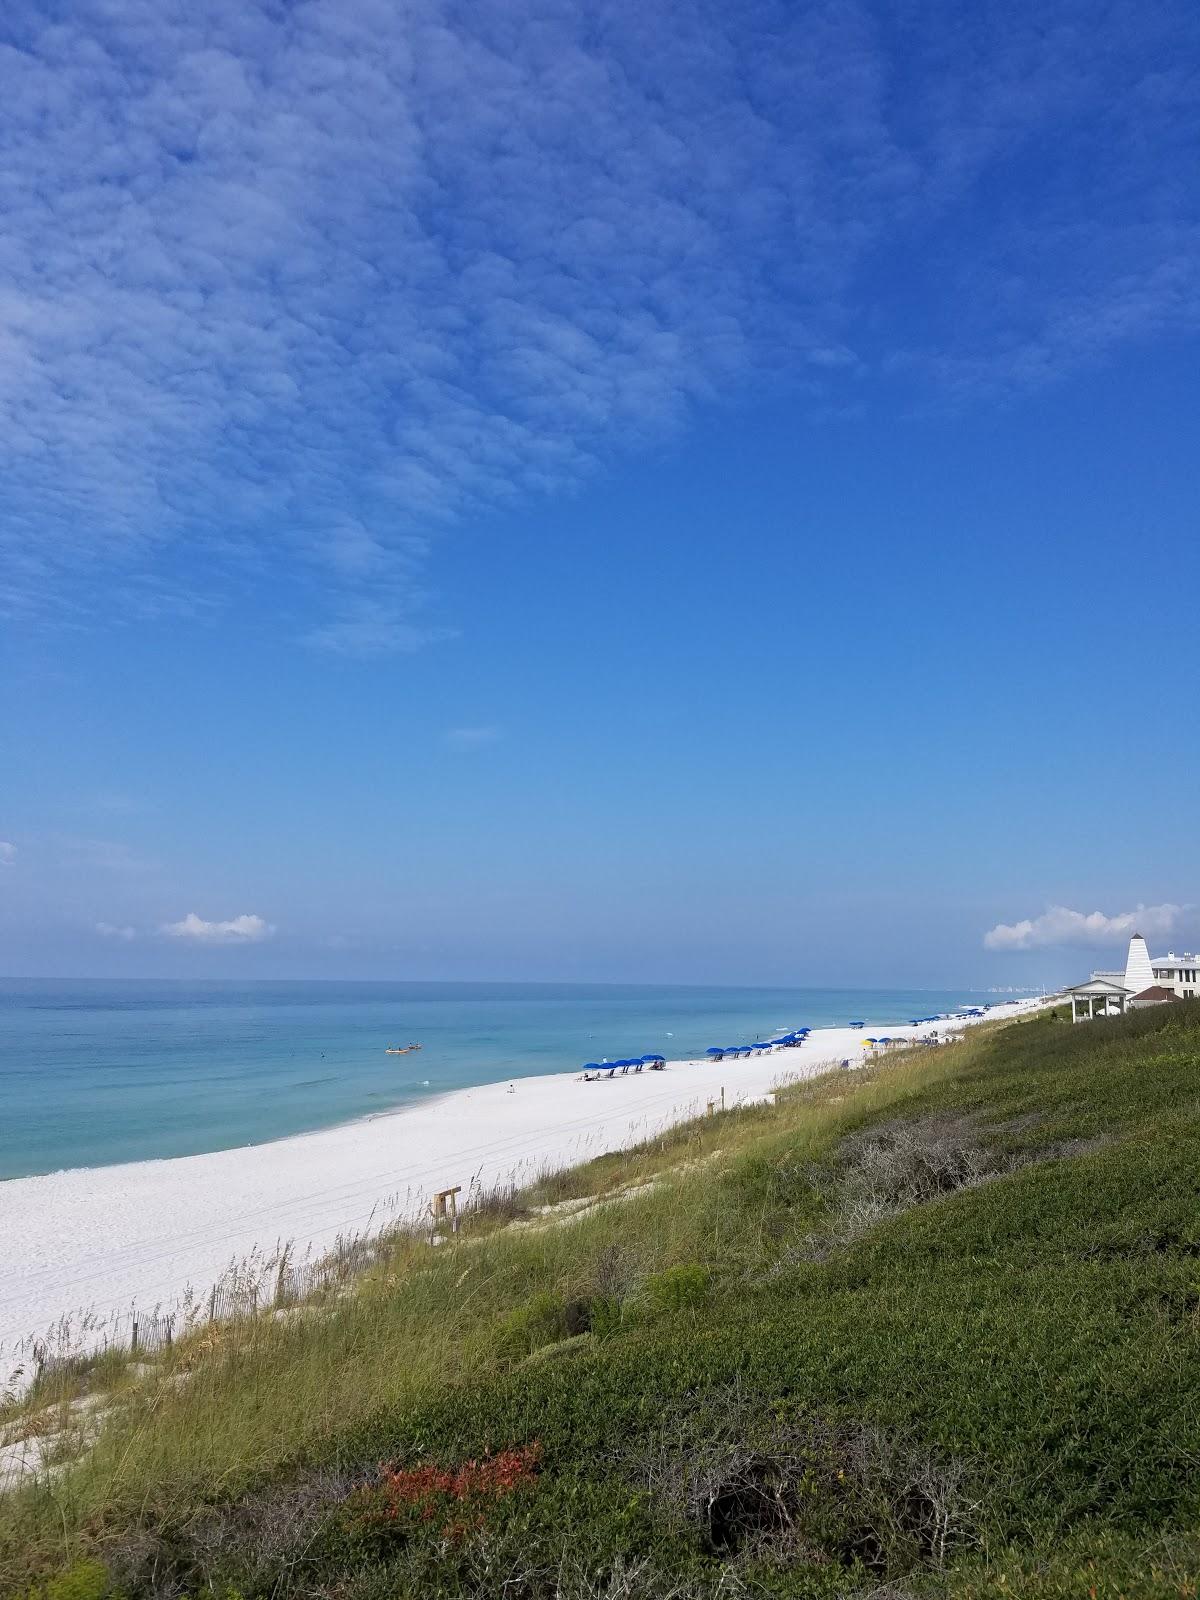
1069;931;1199;1021
1148;952;1200;998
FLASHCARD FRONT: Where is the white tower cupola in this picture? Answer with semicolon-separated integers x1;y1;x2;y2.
1123;933;1154;994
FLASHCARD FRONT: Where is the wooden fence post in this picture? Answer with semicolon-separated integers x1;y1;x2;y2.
429;1185;462;1244
130;1317;139;1355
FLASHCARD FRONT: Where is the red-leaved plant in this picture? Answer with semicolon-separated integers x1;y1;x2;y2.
350;1444;542;1544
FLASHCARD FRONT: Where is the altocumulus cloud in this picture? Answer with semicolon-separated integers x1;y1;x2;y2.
2;0;1198;647
162;912;275;944
984;903;1187;952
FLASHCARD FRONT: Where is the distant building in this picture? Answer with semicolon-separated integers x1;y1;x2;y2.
1148;953;1200;997
1072;931;1199;1022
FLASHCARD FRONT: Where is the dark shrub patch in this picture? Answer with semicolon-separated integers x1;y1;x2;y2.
564;1298;592;1336
633;1392;976;1579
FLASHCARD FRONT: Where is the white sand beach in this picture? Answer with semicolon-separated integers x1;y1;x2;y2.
0;1000;1047;1389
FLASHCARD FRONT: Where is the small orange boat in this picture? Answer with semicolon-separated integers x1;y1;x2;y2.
385;1043;423;1054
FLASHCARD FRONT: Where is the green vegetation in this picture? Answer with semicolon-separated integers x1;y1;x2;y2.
4;1003;1200;1598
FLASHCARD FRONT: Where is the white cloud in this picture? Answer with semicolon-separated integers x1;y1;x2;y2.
162;912;275;944
443;725;503;749
96;921;137;941
983;903;1187;952
0;842;15;866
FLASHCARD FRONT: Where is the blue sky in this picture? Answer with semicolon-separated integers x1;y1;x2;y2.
1;0;1198;986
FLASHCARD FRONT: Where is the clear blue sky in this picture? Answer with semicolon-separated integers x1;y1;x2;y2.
1;0;1197;987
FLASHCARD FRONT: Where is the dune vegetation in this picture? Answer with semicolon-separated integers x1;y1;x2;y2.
4;1002;1200;1599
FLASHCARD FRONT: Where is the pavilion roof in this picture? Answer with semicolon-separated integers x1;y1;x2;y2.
1065;977;1134;997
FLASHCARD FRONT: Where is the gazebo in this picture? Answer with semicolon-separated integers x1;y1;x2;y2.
1064;976;1133;1023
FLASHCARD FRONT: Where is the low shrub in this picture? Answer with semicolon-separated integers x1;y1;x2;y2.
497;1291;567;1354
641;1264;711;1315
27;1560;118;1600
588;1295;624;1338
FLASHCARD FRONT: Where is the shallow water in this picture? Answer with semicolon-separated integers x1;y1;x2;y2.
0;979;1002;1178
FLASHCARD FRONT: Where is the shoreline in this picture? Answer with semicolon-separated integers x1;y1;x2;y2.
0;999;1049;1386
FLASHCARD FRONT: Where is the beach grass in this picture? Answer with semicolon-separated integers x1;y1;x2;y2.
3;1001;1200;1598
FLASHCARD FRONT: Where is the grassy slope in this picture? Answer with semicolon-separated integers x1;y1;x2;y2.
4;1004;1200;1599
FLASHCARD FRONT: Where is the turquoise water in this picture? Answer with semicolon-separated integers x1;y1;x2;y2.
0;980;999;1179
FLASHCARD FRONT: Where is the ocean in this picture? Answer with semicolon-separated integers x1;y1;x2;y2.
0;979;1005;1180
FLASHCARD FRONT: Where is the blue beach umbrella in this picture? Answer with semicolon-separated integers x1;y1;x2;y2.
583;1063;602;1072
641;1054;665;1064
849;1020;864;1028
706;1046;724;1056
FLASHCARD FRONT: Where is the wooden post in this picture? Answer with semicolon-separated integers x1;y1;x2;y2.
430;1185;462;1243
209;1284;217;1322
130;1317;139;1355
721;1086;726;1112
706;1099;714;1117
